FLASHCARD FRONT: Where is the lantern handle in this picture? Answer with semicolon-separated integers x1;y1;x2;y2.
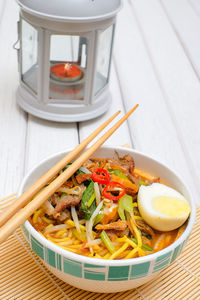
13;39;20;50
13;20;20;50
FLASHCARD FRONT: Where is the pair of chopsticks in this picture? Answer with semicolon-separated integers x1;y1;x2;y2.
0;105;138;244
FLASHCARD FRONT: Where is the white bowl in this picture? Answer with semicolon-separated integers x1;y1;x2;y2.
18;146;196;293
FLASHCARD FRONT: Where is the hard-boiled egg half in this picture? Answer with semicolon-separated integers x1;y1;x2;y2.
138;183;191;231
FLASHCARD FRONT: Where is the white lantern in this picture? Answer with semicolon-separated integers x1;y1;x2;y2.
15;0;122;122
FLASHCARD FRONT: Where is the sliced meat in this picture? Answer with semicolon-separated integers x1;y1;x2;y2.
53;185;85;218
136;220;155;237
83;161;99;172
104;230;118;241
127;173;137;184
48;194;60;206
90;158;107;163
116;153;135;174
125;187;138;197
95;220;127;231
115;227;130;238
62;180;73;188
104;227;129;239
76;173;92;184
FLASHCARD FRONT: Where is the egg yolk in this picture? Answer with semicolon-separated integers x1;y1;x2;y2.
152;196;191;217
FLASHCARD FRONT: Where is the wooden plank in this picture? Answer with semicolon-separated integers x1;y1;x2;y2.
78;65;132;146
161;0;200;77
0;0;5;26
130;0;200;203
0;0;27;196
114;0;200;203
25;115;78;172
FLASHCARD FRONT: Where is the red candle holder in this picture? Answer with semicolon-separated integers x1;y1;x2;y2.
50;62;83;82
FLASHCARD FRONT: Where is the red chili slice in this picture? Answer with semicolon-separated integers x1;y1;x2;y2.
102;181;125;201
92;168;110;185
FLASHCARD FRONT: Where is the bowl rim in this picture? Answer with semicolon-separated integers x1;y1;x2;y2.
19;146;196;266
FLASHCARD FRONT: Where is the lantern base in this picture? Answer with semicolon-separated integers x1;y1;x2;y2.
16;86;112;122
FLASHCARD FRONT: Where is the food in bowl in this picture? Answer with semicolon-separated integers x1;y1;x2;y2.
28;151;191;260
19;147;195;292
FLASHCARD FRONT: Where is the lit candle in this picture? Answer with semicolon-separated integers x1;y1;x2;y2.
50;62;82;82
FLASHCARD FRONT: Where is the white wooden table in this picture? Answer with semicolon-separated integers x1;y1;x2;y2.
0;0;200;206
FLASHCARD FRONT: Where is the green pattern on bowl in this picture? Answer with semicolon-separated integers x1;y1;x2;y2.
21;226;186;282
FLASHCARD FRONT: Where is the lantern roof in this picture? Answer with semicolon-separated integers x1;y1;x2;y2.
17;0;122;22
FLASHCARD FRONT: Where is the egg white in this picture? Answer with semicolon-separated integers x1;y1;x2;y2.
137;183;191;231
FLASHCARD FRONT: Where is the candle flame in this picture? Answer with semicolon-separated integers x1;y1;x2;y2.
64;63;72;71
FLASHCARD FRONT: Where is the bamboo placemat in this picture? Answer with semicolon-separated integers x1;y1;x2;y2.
0;195;199;300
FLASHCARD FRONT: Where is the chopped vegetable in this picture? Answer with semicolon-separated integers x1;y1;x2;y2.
118;194;133;220
133;168;158;182
94;182;101;205
81;181;96;220
58;186;82;195
79;166;91;174
111;174;138;193
87;201;104;241
139;180;147;186
109;163;127;173
87;192;96;208
92;168;110;185
93;213;104;226
102;181;125;201
100;230;115;254
71;206;81;233
109;169;128;180
131;238;153;251
72;228;86;242
60;193;67;198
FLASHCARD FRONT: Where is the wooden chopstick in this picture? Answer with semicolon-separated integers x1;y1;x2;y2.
0;111;120;228
0;105;138;244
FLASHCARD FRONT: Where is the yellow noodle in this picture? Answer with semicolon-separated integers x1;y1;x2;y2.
42;216;54;224
133;216;143;220
95;254;103;259
32;209;43;224
109;242;129;260
56;241;73;246
116;237;127;244
58;246;78;253
138;248;146;256
67;244;82;249
125;237;138;248
130;217;142;248
55;229;67;237
73;240;81;245
98;249;109;257
125;247;139;259
45;235;71;243
117;249;132;258
45;224;53;230
65;220;97;237
67;229;73;238
92;245;100;251
102;253;110;259
65;220;86;231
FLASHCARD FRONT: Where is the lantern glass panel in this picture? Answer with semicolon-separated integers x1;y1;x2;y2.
21;19;38;94
94;24;114;96
49;35;88;101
